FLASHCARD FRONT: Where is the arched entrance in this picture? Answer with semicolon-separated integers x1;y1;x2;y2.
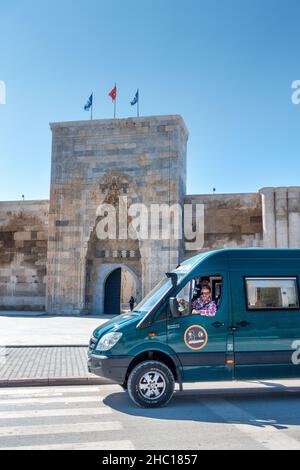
91;263;140;314
104;267;138;315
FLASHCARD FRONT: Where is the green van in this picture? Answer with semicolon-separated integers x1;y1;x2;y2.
88;248;300;407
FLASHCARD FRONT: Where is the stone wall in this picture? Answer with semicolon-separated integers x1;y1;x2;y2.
184;193;263;256
0;201;49;310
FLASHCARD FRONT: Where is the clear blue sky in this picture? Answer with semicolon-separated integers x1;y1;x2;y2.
1;0;300;201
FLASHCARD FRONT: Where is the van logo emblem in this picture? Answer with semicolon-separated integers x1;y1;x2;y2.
184;325;208;351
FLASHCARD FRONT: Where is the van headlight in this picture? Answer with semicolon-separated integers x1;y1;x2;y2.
96;332;123;352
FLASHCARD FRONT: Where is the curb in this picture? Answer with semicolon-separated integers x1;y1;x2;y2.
0;376;113;388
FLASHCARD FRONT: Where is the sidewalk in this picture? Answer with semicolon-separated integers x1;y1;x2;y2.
0;346;111;387
0;311;114;346
0;311;115;387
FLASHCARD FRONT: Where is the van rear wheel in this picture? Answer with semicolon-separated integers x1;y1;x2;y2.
127;361;175;408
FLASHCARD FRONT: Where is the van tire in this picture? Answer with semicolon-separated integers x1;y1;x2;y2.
127;360;175;408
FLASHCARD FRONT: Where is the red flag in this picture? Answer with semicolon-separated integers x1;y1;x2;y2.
108;85;117;102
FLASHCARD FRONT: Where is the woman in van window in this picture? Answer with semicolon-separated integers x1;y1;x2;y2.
192;286;217;317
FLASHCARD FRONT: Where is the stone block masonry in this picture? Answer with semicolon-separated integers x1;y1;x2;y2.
0;201;49;310
184;192;263;254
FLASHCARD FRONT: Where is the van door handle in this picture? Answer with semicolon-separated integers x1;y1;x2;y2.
236;321;251;328
212;321;225;328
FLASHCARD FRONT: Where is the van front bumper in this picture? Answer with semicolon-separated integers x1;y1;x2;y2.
88;354;132;384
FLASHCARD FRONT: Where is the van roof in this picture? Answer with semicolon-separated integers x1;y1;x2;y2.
179;248;300;269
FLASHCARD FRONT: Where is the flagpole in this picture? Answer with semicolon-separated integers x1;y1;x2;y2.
91;94;93;120
137;88;140;118
114;83;117;119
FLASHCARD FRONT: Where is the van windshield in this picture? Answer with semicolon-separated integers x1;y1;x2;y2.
134;277;174;314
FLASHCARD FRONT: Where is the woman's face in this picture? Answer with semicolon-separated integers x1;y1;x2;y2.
201;288;211;301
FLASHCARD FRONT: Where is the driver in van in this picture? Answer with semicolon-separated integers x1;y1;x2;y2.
192;286;217;317
192;277;211;301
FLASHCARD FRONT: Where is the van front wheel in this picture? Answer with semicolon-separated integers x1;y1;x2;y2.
127;361;175;408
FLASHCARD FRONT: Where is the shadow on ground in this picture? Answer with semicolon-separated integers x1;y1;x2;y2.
104;384;300;430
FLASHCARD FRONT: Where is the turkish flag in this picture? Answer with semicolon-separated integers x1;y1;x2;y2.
109;85;117;101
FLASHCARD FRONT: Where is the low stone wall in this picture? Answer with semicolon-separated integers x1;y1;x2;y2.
0;201;49;310
184;193;263;256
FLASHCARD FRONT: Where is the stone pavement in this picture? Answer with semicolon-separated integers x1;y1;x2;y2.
0;346;110;387
0;312;114;346
0;311;117;387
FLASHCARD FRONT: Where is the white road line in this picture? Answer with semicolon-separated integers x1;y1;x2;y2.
0;421;122;437
0;387;101;396
0;396;103;405
205;398;300;450
0;407;112;419
0;392;65;400
2;440;135;450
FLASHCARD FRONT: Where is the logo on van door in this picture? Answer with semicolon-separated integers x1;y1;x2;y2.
184;325;208;351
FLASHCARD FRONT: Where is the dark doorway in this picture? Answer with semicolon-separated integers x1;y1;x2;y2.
104;268;121;315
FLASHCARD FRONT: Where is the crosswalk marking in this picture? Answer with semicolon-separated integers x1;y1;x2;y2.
204;398;300;450
2;440;136;450
0;421;122;437
0;386;101;396
0;395;103;405
0;407;112;420
0;392;64;399
0;386;135;450
0;389;102;399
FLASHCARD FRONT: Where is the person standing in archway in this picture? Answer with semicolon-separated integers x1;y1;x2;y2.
129;296;135;312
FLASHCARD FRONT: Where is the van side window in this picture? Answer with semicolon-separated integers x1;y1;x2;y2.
245;277;300;310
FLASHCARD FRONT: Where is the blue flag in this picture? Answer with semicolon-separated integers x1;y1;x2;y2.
131;90;139;106
84;93;93;111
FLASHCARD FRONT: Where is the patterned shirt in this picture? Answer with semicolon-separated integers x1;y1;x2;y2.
192;298;217;317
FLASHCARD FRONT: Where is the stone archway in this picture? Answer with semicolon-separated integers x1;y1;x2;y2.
92;263;141;314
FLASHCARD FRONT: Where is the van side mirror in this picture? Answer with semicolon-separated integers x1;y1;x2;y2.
169;297;179;318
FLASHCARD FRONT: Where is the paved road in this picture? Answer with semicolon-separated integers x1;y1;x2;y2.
1;385;300;450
